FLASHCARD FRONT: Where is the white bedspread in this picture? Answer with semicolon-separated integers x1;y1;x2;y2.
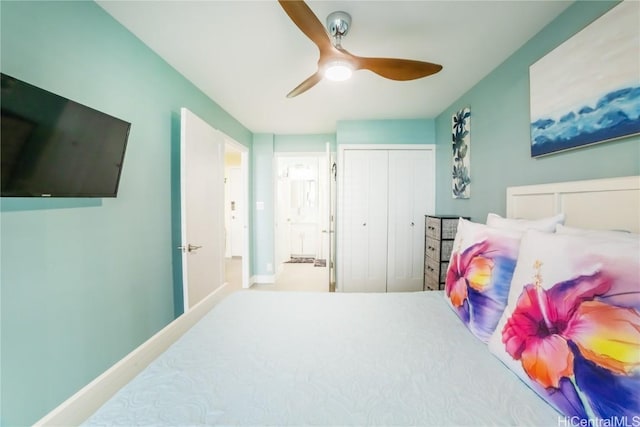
83;291;559;426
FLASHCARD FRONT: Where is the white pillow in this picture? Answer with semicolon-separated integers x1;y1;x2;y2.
486;212;564;232
555;223;639;241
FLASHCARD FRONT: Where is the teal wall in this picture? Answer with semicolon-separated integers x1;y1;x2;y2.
435;0;639;222
337;118;435;145
0;1;251;425
275;133;336;152
251;134;275;277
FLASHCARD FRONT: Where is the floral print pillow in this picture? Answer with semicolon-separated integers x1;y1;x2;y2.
488;229;640;420
445;218;523;342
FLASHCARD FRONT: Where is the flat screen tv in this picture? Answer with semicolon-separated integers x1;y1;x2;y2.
1;73;131;197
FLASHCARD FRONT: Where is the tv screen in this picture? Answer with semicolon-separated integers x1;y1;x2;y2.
1;73;131;197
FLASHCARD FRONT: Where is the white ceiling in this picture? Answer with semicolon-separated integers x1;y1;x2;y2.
96;0;572;135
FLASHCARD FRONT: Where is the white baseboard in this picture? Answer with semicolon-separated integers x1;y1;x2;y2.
251;274;275;285
34;283;230;426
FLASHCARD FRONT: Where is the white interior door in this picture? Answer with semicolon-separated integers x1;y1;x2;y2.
387;150;432;292
275;164;292;269
327;144;337;291
180;108;224;311
228;167;243;257
339;150;388;292
224;140;251;290
317;155;329;263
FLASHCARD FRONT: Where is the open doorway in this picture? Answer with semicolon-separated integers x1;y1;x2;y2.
224;139;249;291
274;153;330;291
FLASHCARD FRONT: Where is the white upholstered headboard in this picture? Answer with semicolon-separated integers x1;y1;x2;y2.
506;176;640;233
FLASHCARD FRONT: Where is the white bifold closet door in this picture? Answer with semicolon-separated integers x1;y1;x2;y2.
386;150;432;292
340;148;433;293
341;150;389;292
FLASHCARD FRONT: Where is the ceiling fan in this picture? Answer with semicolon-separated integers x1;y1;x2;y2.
278;0;443;98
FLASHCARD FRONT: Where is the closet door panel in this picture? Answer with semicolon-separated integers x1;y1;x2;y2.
341;150;388;292
387;150;431;292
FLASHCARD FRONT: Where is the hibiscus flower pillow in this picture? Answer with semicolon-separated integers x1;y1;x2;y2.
444;218;524;342
488;229;640;420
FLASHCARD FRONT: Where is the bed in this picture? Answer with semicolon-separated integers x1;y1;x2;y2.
37;176;640;426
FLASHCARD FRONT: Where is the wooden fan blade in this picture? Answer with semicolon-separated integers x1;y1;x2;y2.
278;0;332;52
353;57;442;81
286;71;323;98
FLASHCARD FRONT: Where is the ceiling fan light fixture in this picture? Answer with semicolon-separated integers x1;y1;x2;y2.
278;1;442;97
323;61;353;82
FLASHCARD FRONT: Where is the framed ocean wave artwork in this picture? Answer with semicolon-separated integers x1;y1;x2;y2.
529;1;640;157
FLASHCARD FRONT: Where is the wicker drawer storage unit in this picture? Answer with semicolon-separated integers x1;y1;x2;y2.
423;215;467;291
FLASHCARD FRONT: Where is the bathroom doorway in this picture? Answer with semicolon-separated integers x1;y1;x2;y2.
274;153;330;289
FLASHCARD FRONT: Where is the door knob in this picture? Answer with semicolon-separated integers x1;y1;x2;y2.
177;244;202;253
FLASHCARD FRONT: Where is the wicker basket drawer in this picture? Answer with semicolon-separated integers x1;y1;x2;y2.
424;275;439;291
423;215;467;291
425;237;441;261
439;261;449;283
426;216;461;239
440;218;460;239
441;239;455;262
425;216;441;239
424;259;449;290
425;237;455;263
424;257;440;281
